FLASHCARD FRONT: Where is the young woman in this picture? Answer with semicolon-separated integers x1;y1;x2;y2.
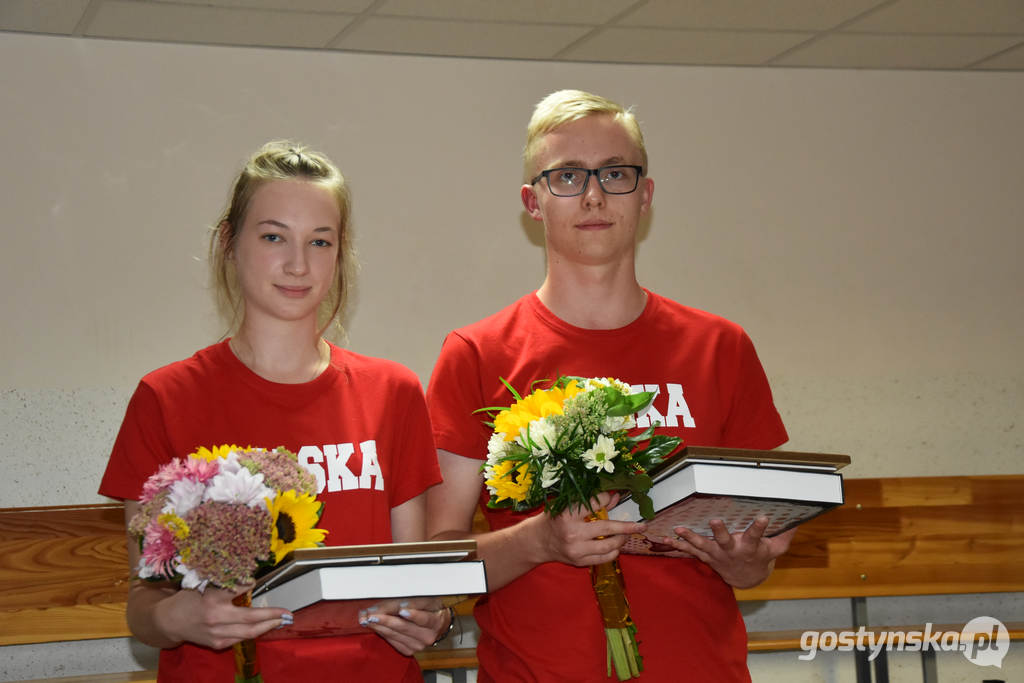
99;141;449;681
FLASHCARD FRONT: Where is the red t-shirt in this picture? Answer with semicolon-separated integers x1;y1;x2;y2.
426;291;787;683
100;340;441;683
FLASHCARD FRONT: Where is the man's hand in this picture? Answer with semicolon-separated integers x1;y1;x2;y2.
664;517;796;588
530;491;646;567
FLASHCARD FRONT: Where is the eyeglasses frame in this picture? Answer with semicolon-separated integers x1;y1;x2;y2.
529;164;645;197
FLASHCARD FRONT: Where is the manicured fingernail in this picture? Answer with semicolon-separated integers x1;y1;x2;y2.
366;606;379;613
399;600;410;608
367;616;380;624
399;609;412;618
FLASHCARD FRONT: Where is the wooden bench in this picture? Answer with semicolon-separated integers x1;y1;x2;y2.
3;474;1023;682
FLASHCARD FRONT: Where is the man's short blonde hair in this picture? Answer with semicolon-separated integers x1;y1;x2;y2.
523;89;648;179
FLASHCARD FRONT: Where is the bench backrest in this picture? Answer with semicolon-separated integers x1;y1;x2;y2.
735;474;1024;601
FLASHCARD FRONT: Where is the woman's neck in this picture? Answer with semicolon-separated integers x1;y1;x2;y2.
230;319;329;384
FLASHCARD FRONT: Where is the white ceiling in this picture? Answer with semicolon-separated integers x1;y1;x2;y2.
3;0;1024;71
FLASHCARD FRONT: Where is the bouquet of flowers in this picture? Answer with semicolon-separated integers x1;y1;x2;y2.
479;377;681;680
129;444;328;682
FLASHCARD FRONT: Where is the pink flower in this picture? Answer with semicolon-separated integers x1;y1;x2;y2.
140;459;188;503
183;456;220;485
138;519;179;579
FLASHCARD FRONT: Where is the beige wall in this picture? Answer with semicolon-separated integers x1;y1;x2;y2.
0;31;1021;681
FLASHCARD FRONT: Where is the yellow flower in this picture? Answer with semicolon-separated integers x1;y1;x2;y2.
267;490;328;564
494;380;582;442
485;460;534;503
189;444;243;461
158;513;190;540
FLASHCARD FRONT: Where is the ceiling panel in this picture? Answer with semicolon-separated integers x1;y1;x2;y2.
334;16;590;60
973;42;1024;68
86;0;354;48
563;27;813;65
620;0;885;31
152;0;373;11
843;0;1024;34
774;33;1024;69
376;0;634;25
0;0;91;34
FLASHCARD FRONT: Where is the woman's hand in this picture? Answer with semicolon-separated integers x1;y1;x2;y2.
130;581;290;650
359;597;452;655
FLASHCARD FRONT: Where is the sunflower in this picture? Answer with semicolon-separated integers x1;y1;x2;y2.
493;380;582;442
485;459;535;504
267;490;327;563
189;444;244;462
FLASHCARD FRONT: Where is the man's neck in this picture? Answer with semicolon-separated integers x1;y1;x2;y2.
536;266;647;330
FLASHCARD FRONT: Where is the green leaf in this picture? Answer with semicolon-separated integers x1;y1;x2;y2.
633;491;656;521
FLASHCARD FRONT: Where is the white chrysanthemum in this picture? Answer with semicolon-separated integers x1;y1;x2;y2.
601;414;636;434
581;434;618;473
486;432;507;465
540;460;563;488
202;467;274;510
482;464;498;496
136;558;159;580
162;477;206;517
216;450;243;475
177;561;209;592
524;418;558;457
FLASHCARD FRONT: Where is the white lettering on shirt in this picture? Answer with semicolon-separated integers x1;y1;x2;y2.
297;441;386;494
631;383;696;430
664;383;697;428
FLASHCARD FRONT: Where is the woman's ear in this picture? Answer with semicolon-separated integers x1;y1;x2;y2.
218;221;234;259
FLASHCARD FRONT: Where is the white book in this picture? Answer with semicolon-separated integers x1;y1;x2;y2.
250;540;487;639
609;457;845;556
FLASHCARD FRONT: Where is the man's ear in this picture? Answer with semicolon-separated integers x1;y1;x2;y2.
639;177;654;215
521;184;543;221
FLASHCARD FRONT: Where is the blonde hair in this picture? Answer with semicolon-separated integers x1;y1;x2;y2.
210;140;355;338
523;89;648;179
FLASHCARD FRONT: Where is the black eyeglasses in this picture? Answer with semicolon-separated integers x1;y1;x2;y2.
530;165;644;197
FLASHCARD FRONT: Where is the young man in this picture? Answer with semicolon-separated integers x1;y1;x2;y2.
426;90;793;682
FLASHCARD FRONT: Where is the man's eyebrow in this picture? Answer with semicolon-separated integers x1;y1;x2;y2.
553;156;628;168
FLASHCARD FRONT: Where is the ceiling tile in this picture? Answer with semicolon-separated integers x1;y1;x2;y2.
844;0;1024;34
0;0;90;34
376;0;632;25
85;1;354;48
152;0;374;11
619;0;886;31
561;27;813;65
333;16;589;59
774;33;1023;69
971;41;1024;68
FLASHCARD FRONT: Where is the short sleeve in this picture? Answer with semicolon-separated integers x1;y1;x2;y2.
425;332;491;461
720;331;788;449
387;372;443;506
98;381;176;501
